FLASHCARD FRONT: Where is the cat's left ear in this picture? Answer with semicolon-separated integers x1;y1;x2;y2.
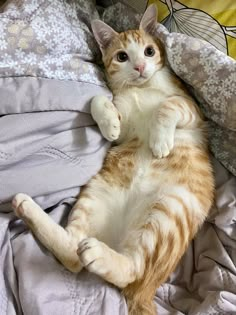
91;20;118;53
140;4;158;34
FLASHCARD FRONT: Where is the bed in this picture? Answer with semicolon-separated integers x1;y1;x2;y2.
0;1;235;314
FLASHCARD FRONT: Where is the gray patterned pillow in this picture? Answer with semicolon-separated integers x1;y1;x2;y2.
0;0;141;115
155;23;236;176
0;0;142;84
0;0;104;85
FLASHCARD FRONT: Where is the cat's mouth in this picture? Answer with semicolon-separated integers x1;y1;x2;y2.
131;73;149;85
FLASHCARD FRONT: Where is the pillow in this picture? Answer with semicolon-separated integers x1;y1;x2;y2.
0;0;106;83
155;22;236;176
100;1;142;31
0;0;143;115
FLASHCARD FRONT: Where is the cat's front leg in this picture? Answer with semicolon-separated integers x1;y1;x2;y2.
149;96;200;158
91;95;121;141
149;105;176;158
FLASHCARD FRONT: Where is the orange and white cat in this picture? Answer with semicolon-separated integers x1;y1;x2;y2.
12;5;214;315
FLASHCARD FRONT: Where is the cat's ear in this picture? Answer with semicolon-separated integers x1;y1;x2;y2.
140;4;158;34
91;20;118;53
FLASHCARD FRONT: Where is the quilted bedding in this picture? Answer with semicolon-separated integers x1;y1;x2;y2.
0;1;236;314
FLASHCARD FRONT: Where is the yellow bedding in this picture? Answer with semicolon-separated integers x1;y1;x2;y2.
149;0;236;59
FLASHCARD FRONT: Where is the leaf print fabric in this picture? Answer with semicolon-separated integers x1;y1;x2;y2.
151;0;236;59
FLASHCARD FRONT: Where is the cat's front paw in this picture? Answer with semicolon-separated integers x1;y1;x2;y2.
91;96;120;141
150;126;175;158
12;193;34;218
99;114;120;141
77;237;109;276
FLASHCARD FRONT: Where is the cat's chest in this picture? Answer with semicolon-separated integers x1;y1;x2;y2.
114;88;166;139
116;87;164;109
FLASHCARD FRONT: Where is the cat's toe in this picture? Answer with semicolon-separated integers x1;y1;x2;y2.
77;237;102;266
12;193;33;218
152;144;170;159
152;142;171;158
77;238;108;275
100;117;120;141
150;127;174;158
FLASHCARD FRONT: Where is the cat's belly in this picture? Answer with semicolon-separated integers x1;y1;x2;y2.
97;130;205;250
97;149;167;249
99;177;165;251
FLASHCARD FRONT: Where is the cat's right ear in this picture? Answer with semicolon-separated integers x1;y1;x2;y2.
140;4;158;34
91;20;118;53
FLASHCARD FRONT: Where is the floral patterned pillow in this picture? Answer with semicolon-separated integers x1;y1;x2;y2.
0;0;142;84
0;0;106;85
155;23;236;176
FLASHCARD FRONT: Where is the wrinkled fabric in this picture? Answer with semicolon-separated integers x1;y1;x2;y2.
156;157;236;315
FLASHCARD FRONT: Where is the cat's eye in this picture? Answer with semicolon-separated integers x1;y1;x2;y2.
117;51;128;62
144;46;155;57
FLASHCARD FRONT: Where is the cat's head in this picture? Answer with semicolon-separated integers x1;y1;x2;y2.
92;5;164;89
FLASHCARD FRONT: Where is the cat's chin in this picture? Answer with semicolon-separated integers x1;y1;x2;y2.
128;75;152;86
109;73;154;90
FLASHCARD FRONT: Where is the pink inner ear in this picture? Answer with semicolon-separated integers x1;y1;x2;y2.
91;20;118;50
140;4;158;34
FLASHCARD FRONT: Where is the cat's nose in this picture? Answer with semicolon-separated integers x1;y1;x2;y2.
134;64;145;75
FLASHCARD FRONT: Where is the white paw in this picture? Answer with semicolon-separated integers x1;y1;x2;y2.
12;193;34;218
91;96;120;142
99;114;120;141
77;238;109;276
150;126;175;158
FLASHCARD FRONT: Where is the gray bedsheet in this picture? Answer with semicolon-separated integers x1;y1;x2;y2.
0;1;236;314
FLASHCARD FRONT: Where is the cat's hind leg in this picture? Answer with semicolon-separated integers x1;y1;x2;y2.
76;200;189;315
12;193;83;272
77;237;136;288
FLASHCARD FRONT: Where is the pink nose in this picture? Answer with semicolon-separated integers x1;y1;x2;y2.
134;64;145;74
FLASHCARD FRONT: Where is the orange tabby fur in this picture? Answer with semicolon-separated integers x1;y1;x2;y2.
12;5;214;315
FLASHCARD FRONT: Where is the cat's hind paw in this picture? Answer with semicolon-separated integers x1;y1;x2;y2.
12;193;34;218
77;237;109;276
